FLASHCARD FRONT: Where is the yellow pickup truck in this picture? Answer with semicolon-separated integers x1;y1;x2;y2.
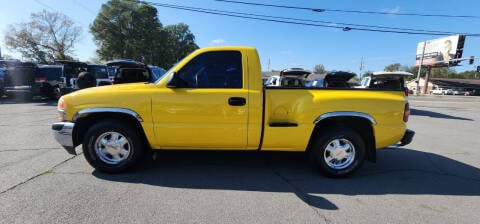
52;46;414;177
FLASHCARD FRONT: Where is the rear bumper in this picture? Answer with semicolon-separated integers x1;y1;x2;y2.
399;129;415;146
52;122;77;155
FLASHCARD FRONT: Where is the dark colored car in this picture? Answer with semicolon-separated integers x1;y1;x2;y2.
106;59;164;84
323;71;356;88
0;60;37;99
54;61;112;91
149;65;167;81
34;65;65;99
306;71;356;88
0;67;6;97
86;64;112;86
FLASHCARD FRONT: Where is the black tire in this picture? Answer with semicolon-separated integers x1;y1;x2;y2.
309;127;366;177
51;86;62;100
77;72;96;89
59;87;71;96
82;120;145;173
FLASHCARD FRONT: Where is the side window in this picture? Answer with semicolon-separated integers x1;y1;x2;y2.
95;68;108;79
177;51;242;88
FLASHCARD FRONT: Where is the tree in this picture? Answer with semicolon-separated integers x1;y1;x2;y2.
313;64;326;74
384;63;401;72
162;23;199;68
4;10;82;63
90;0;198;68
90;0;163;64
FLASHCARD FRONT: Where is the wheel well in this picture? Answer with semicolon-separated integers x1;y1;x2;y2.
72;112;149;149
307;116;376;162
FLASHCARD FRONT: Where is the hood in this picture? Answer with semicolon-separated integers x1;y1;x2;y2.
67;82;151;98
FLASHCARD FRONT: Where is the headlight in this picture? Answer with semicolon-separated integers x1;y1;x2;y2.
57;97;66;121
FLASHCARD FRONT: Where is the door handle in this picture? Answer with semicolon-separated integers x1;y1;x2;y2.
228;97;246;106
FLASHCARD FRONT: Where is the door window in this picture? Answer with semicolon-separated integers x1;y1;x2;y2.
177;51;242;88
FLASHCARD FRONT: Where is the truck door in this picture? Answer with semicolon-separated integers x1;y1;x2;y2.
152;51;249;149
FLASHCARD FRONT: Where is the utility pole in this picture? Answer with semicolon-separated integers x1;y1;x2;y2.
359;57;364;77
423;67;432;94
415;41;427;95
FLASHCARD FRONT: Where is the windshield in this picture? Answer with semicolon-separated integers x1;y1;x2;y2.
37;67;62;80
87;65;109;79
156;65;176;84
150;67;167;82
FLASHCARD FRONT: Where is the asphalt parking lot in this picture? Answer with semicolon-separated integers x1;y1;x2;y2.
0;95;479;224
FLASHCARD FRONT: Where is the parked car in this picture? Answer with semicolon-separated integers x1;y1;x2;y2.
305;78;323;88
149;65;167;81
264;75;280;86
264;68;311;87
306;71;356;88
106;59;164;84
431;88;453;95
87;64;113;87
0;60;37;99
34;65;65;99
0;67;5;97
279;68;311;87
452;89;466;95
53;61;112;92
359;71;412;89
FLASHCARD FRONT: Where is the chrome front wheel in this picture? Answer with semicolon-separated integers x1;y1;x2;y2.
94;131;131;165
83;120;145;173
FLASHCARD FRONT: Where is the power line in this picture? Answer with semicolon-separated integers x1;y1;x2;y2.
146;2;462;35
216;0;480;19
143;1;480;36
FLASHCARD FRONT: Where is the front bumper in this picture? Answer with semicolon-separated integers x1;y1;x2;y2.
52;122;76;155
398;129;415;146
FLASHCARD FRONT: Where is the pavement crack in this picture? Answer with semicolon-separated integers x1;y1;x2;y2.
0;153;81;195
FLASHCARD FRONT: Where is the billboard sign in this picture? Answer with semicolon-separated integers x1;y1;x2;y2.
415;35;466;67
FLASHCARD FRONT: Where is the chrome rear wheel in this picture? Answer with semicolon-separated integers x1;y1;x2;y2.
323;138;356;170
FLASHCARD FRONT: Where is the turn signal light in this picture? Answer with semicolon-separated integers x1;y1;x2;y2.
57;98;66;121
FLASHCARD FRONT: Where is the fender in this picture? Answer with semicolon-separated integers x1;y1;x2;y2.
72;107;143;122
313;111;376;125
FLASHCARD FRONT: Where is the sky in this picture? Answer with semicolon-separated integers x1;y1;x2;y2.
1;0;479;74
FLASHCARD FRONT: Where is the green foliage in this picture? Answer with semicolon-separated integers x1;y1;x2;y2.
313;64;327;74
384;63;401;72
90;0;198;68
4;10;82;63
162;23;199;68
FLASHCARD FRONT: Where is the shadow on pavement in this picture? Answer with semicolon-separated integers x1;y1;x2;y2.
411;108;473;121
93;148;480;210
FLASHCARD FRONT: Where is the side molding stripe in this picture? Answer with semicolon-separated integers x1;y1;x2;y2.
313;111;376;125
